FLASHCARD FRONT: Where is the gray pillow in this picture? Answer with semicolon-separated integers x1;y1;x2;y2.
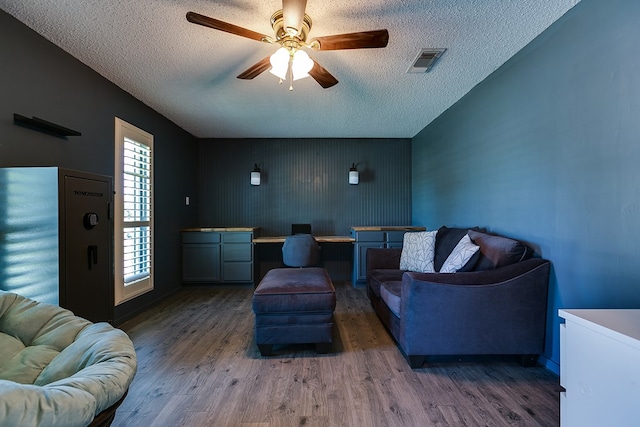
468;230;532;271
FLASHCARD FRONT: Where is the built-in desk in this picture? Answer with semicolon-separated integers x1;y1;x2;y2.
252;235;355;284
253;235;355;244
182;226;424;286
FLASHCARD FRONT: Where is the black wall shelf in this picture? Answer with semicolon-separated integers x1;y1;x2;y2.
13;113;81;138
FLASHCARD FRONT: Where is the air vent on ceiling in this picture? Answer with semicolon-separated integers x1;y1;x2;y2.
407;48;446;73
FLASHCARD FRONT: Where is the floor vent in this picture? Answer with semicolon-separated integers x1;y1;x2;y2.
407;48;446;73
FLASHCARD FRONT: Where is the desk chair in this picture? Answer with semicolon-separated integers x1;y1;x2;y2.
282;234;320;267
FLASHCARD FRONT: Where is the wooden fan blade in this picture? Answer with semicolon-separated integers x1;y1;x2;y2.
308;61;338;88
237;57;272;80
310;29;389;51
282;0;307;35
186;11;270;43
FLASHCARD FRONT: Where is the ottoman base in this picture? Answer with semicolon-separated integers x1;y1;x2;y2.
257;342;332;357
253;267;336;356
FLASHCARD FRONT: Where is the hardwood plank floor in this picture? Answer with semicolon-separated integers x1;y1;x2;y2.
112;283;561;427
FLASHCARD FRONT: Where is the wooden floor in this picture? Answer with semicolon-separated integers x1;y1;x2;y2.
112;283;561;427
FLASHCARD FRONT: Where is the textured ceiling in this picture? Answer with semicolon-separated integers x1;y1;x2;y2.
1;0;580;139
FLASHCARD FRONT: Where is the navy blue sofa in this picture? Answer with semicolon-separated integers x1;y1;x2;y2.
366;226;551;369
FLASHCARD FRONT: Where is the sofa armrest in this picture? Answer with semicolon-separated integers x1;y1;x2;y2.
398;258;550;357
366;248;402;272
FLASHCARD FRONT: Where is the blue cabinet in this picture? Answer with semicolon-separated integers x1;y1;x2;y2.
222;232;254;282
350;227;425;287
182;229;255;284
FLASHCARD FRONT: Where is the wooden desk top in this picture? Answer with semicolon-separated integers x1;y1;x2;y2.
253;235;355;244
350;226;426;232
182;227;258;232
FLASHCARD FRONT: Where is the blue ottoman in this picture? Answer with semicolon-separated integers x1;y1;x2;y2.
252;267;336;356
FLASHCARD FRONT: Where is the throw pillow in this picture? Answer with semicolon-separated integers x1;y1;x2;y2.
399;230;437;273
433;226;483;271
467;230;532;271
439;234;480;273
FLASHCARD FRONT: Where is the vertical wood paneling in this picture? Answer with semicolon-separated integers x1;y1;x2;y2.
198;139;411;236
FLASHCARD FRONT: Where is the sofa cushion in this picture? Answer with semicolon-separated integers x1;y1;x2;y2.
368;269;405;298
380;281;402;318
440;234;480;273
252;267;335;313
434;226;483;271
468;230;532;271
399;230;437;273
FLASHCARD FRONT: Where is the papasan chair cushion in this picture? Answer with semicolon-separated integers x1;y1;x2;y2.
0;291;137;427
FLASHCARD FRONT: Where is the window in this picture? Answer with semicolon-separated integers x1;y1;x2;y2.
114;118;154;304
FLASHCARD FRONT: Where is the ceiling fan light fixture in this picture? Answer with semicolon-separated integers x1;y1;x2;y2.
269;47;290;80
291;50;313;80
187;3;388;90
269;47;313;84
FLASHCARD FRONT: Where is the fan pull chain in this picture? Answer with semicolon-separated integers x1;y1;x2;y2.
288;54;294;91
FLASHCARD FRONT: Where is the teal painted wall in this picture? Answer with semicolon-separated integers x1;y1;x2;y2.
198;138;412;236
412;0;640;372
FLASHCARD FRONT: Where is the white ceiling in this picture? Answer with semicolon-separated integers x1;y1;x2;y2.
1;0;580;139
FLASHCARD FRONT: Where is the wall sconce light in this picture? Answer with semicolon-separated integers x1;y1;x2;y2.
251;163;261;186
349;163;359;185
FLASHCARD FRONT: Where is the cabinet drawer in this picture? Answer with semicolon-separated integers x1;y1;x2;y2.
182;232;220;244
385;231;407;243
222;232;252;243
223;243;252;261
223;262;253;282
356;231;385;242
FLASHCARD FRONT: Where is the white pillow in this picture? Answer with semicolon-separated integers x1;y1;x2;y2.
439;234;480;273
399;230;437;273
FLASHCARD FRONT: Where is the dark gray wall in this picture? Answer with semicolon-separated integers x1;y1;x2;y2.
0;10;200;323
198;138;412;236
412;0;640;372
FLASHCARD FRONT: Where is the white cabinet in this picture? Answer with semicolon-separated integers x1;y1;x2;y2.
559;309;640;427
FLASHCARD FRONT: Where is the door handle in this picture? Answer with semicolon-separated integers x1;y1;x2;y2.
88;245;98;270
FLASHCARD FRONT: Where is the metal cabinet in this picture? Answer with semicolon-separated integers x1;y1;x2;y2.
0;167;114;323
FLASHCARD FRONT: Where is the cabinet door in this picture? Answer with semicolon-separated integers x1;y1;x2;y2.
354;242;384;283
182;244;221;282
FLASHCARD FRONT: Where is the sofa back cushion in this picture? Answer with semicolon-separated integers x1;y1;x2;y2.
434;226;483;272
468;230;533;271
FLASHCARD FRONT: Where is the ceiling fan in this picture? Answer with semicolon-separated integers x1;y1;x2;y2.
186;0;389;90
